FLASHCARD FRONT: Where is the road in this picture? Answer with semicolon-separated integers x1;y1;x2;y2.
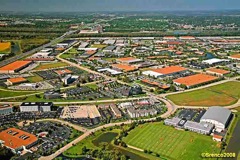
39;107;173;160
0;30;77;68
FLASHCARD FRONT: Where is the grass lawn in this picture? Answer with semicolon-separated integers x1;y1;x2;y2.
34;62;69;70
0;89;36;98
85;83;98;90
26;74;44;83
167;81;240;106
64;129;159;160
90;44;108;49
123;122;220;160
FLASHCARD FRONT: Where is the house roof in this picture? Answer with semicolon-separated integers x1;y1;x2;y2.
7;77;27;84
0;128;38;150
173;74;218;87
151;66;187;75
0;61;32;71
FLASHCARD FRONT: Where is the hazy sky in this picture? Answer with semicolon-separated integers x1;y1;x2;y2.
0;0;240;12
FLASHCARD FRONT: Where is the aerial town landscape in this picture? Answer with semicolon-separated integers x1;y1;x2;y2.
0;0;240;160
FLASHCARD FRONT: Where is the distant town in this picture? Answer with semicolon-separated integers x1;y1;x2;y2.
0;11;239;160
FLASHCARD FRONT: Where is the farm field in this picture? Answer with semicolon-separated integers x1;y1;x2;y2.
33;62;69;70
123;122;220;160
0;42;11;53
167;81;240;106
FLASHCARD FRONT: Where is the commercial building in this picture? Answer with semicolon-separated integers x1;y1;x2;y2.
200;107;231;131
7;77;28;86
184;121;214;135
60;105;101;124
0;104;13;115
173;74;219;88
0;61;32;73
20;102;53;112
103;46;116;52
202;58;228;65
143;66;188;78
0;128;38;153
164;117;181;127
112;64;137;72
109;104;122;118
116;57;143;64
127;107;157;118
44;90;62;100
54;69;73;76
206;68;230;76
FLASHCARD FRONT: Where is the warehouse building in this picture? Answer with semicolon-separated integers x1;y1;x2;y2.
200;107;232;131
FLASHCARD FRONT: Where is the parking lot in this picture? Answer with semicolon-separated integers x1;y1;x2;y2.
22;121;76;156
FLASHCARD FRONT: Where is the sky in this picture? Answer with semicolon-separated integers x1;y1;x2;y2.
0;0;240;12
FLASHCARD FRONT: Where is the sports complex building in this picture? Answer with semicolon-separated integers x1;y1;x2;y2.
200;107;232;131
164;107;232;137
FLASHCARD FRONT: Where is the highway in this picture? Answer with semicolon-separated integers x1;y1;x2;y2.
0;30;77;68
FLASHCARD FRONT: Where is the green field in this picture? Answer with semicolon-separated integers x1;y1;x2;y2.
26;74;44;83
34;62;69;70
123;122;220;160
167;81;240;106
64;129;160;160
0;89;36;98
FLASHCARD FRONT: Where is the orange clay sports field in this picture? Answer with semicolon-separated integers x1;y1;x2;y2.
167;81;240;106
0;42;11;53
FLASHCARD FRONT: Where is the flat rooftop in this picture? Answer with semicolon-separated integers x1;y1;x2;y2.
112;64;137;72
152;66;187;75
0;128;38;150
0;61;32;72
173;74;218;87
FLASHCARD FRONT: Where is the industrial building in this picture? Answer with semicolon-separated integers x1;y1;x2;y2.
200;107;232;131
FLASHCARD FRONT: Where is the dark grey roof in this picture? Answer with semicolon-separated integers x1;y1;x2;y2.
200;107;231;125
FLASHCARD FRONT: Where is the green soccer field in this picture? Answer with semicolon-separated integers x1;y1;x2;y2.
167;81;240;106
123;122;221;160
